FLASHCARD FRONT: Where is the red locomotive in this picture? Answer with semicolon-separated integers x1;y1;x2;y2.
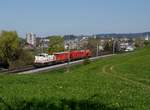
34;49;91;67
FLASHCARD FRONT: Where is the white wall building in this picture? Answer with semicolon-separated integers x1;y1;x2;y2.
40;38;50;48
26;33;36;46
145;34;149;41
64;38;79;50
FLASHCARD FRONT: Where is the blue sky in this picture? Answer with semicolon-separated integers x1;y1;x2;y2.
0;0;150;37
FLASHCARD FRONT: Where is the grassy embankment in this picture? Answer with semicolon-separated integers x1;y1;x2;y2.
0;47;150;110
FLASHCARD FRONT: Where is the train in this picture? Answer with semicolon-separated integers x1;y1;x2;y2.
34;49;92;67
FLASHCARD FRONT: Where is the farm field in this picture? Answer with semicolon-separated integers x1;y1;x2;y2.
0;47;150;110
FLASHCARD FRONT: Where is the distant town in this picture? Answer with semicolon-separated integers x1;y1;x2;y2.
25;32;150;54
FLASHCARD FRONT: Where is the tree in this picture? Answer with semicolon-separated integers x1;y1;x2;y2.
144;41;150;46
0;31;21;66
104;41;113;52
83;38;101;56
9;50;34;69
114;41;120;52
135;38;144;48
0;31;34;69
48;36;64;53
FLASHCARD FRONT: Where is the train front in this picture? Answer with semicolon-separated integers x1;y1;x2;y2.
34;53;56;67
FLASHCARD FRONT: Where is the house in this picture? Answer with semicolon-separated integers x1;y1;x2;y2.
64;38;79;50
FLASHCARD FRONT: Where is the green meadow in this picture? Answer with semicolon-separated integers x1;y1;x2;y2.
0;47;150;110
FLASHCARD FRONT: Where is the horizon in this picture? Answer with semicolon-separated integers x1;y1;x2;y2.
0;0;150;37
0;30;150;38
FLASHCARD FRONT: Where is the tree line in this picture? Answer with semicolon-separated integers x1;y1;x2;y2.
0;31;34;69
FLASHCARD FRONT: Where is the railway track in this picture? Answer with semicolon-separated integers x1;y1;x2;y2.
0;66;35;74
0;54;115;75
18;54;115;74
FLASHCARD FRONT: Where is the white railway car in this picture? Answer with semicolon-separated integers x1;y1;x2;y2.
34;53;56;67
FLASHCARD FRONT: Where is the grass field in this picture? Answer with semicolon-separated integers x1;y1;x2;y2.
0;47;150;110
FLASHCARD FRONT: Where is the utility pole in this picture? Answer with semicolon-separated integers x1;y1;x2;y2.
40;38;44;53
96;43;99;56
68;43;70;69
112;38;115;54
42;38;44;53
67;39;71;72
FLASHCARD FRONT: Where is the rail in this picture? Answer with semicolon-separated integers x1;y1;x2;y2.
18;54;115;74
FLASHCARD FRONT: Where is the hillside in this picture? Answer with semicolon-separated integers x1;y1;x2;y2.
0;47;150;110
64;32;150;40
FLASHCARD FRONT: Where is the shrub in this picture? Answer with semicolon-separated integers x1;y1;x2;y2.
9;50;34;69
144;41;150;46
